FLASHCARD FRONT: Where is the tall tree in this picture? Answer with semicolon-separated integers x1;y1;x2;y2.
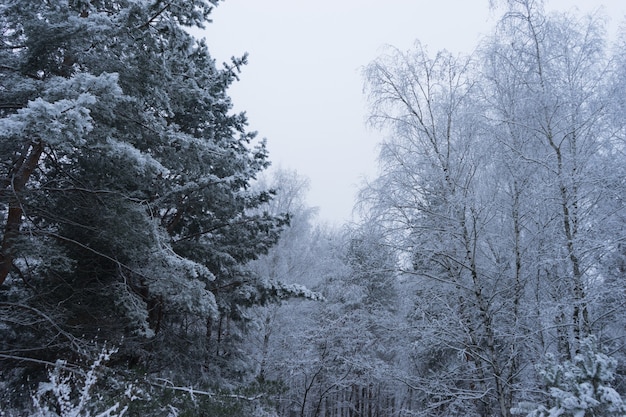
361;2;626;415
362;41;518;416
0;0;286;409
484;0;619;357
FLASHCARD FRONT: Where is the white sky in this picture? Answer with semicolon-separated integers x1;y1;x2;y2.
200;1;625;224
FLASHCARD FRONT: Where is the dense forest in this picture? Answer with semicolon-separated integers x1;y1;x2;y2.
1;0;626;416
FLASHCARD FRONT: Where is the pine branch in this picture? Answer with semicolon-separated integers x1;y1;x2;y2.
150;378;264;401
136;2;173;30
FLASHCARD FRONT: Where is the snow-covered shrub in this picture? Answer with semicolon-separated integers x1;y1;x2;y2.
30;348;137;417
513;336;626;417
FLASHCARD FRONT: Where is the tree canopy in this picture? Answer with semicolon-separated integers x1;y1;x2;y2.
0;0;290;412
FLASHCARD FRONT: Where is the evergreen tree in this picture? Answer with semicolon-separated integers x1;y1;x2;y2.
513;337;626;417
0;0;287;409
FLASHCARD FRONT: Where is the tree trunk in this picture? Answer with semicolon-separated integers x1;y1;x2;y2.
0;140;43;286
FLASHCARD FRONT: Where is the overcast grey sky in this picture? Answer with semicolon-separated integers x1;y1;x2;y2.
201;1;625;224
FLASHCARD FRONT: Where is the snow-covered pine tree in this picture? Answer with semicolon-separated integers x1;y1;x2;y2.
0;0;287;409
